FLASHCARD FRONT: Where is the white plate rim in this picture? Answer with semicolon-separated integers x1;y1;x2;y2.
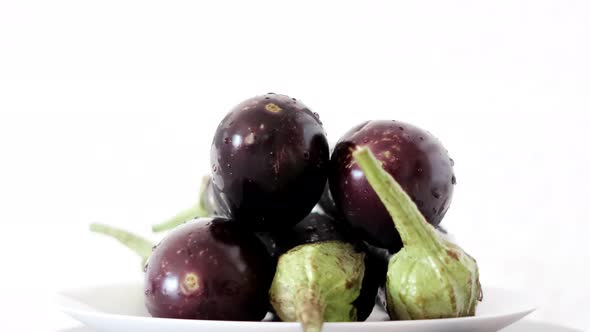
55;282;536;328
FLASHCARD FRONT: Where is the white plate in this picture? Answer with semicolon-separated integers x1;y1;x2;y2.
57;282;535;332
56;320;585;332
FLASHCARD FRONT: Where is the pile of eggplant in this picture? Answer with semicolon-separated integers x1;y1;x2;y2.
92;93;482;332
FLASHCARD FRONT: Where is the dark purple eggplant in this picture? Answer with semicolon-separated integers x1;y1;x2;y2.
253;231;280;261
145;217;273;320
210;93;329;231
329;120;455;251
269;213;381;330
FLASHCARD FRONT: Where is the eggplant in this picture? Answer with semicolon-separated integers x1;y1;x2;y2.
329;120;455;251
210;93;329;230
145;217;273;320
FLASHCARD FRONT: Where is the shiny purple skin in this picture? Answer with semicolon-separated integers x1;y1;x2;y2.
210;93;329;230
318;181;342;219
329;120;455;250
272;212;355;255
144;217;273;321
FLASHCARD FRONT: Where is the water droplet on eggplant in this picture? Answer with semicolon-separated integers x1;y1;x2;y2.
431;188;441;199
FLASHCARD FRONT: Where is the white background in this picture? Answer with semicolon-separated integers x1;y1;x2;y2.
1;1;589;331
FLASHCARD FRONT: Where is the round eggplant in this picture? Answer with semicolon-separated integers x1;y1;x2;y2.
144;217;273;320
210;93;329;230
329;120;455;251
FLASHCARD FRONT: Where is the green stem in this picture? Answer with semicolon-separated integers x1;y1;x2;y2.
151;205;206;232
296;291;325;332
151;176;210;233
89;223;154;267
352;147;442;251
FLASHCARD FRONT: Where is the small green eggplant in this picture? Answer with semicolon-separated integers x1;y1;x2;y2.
352;146;482;320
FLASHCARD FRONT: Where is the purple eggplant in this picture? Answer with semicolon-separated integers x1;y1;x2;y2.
210;93;329;230
145;217;273;320
329;120;455;251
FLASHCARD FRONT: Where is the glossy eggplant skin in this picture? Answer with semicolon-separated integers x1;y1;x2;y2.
273;212;352;253
318;147;343;219
273;213;380;321
318;180;342;218
210;93;329;231
144;217;273;321
330;120;455;251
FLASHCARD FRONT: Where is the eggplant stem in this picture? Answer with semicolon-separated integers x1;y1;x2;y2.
352;146;442;251
89;223;154;267
151;205;206;233
296;292;325;332
151;176;210;233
